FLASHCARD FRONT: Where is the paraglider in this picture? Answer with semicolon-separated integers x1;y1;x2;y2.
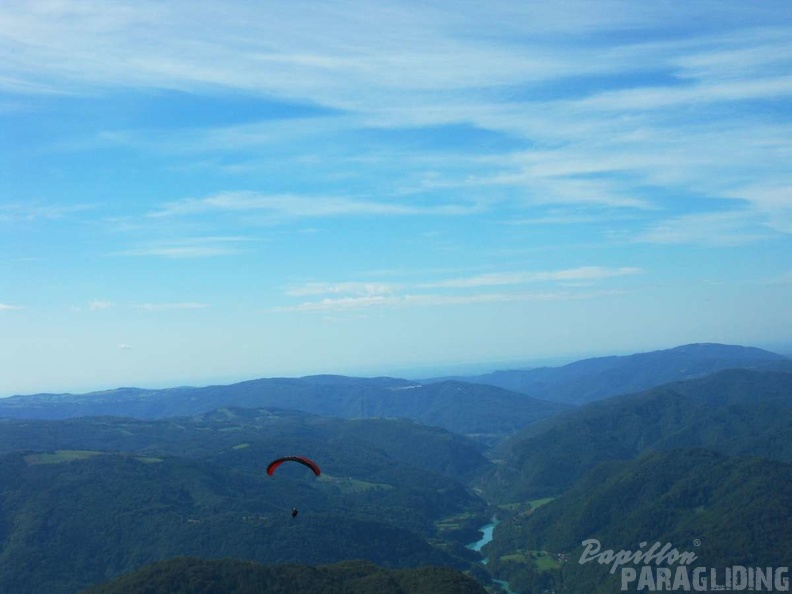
266;455;321;477
267;455;320;518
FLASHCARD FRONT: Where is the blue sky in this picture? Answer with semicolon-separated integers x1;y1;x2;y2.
1;0;791;396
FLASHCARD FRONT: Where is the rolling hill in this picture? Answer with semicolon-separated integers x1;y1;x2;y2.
0;376;566;443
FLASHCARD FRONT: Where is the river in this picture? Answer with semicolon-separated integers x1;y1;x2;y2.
466;520;498;556
466;520;518;594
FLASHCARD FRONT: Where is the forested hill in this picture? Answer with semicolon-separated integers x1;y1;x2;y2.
429;343;791;404
484;449;792;594
79;558;489;594
0;407;493;481
487;369;792;500
0;448;484;594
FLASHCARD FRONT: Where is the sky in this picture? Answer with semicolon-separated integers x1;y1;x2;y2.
1;0;791;396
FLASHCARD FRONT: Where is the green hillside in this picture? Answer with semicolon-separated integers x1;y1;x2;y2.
79;557;489;594
487;369;792;500
0;407;493;481
483;449;792;593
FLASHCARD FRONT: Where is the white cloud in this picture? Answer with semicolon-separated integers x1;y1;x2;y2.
118;343;132;350
0;303;24;310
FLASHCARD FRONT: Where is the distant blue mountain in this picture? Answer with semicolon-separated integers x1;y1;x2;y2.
425;343;791;404
0;375;566;444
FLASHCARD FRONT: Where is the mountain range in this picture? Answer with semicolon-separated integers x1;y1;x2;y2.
2;342;791;593
3;343;788;446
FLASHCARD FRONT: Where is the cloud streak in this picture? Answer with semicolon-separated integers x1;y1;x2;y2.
115;236;256;259
134;302;209;311
0;202;94;223
88;300;113;310
0;303;24;310
419;267;642;289
277;289;627;313
5;2;784;237
635;211;775;246
281;266;640;312
149;191;481;220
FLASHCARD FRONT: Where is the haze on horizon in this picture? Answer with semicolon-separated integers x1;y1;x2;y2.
2;1;791;397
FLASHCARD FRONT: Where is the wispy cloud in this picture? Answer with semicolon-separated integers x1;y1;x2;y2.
420;267;642;289
281;266;639;312
134;303;208;311
0;2;687;98
0;303;24;310
285;282;397;298
277;289;627;313
635;211;775;246
503;213;624;226
6;2;785;240
149;191;481;220
88;300;113;311
722;184;792;234
115;236;255;259
575;76;792;113
0;202;94;223
760;271;792;286
285;266;641;297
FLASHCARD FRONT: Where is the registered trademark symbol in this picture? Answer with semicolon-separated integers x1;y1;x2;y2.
693;539;701;547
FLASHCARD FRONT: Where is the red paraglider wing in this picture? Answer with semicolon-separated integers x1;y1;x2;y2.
266;456;321;477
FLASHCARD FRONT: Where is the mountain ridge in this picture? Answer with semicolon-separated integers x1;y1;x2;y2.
424;342;791;404
0;377;566;444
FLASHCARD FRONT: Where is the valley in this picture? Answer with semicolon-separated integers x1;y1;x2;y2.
0;343;790;593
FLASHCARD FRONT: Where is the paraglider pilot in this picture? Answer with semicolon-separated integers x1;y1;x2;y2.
291;507;299;518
